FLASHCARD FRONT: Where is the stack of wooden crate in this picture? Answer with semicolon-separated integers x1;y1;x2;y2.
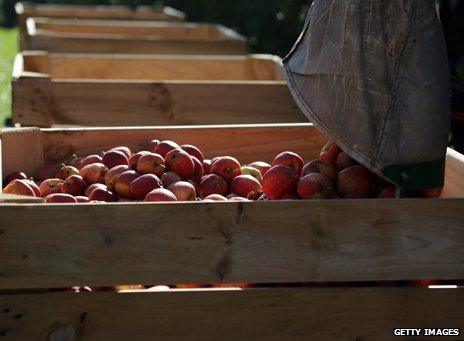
1;2;463;339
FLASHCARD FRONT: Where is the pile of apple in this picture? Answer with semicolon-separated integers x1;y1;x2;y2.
2;139;428;203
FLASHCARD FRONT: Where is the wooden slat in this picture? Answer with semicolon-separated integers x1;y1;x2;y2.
0;194;44;203
0;198;463;289
27;33;247;54
443;148;464;198
0;288;463;340
13;80;303;127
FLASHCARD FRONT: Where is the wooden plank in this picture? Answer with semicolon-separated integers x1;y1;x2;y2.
443;148;464;198
13;80;304;127
0;288;463;340
27;33;247;54
0;198;463;289
0;194;44;203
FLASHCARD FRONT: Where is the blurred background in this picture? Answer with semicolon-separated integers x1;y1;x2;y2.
0;0;463;149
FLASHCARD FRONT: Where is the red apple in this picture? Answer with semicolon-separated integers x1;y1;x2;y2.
3;171;27;187
228;197;251;202
79;163;108;184
136;153;165;176
146;139;160;153
39;178;62;197
115;170;140;198
161;171;182;188
271;151;304;176
168;181;196;201
203;159;212;174
204;194;228;201
262;165;299;200
105;165;130;191
85;183;107;197
199;174;229;198
422;187;443;198
211;156;241;182
55;164;79;181
3;179;36;197
336;152;358;170
230;175;262;200
165;149;195;179
75;196;90;203
247;161;271;177
129;174;162;200
181;144;204;162
23;179;41;197
282;192;300;200
191;156;204;184
45;193;77;203
378;186;408;199
89;188;118;202
154;140;180;158
128;151;150;169
240;166;263;183
302;160;337;180
320;142;342;167
108;146;132;159
75;154;102;171
102;150;129;169
337;166;375;198
144;188;177;202
60;175;87;196
297;173;333;199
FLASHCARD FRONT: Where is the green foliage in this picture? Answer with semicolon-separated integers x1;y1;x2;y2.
0;28;18;125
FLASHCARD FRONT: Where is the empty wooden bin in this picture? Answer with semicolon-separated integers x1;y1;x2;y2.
12;51;304;127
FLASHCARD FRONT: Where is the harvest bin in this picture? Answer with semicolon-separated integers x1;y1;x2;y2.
16;1;185;49
12;52;303;127
24;17;246;55
0;124;463;339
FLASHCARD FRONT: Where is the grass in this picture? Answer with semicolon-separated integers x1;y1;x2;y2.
0;28;19;126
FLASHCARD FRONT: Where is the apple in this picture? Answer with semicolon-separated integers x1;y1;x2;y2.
228;197;251;201
204;194;228;201
45;193;77;203
181;144;204;162
79;163;108;184
199;174;229;198
23;179;41;197
240;166;262;183
281;192;300;200
165;149;195;179
39;178;62;197
378;186;408;199
75;154;103;171
168;181;196;201
191;156;204;184
3;179;36;197
271;151;304;176
55;164;80;181
301;160;337;180
147;139;160;153
136;153;165;176
89;188;118;202
336;152;357;170
320;142;342;167
102;150;129;169
161;171;182;188
3;171;27;187
154;140;180;158
297;173;333;199
203;159;212;174
115;170;140;198
108;146;132;159
129;174;162;200
262;165;299;200
75;196;90;203
105;165;130;191
35;163;62;182
60;175;87;196
85;183;107;197
129;151;150;169
230;175;262;200
210;156;241;182
247;161;271;177
144;188;177;202
422;187;443;198
337;166;375;198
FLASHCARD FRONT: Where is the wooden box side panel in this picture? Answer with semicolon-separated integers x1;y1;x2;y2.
443;148;464;198
0;288;462;340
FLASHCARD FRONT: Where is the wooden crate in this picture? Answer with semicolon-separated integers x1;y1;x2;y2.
0;124;463;339
24;17;246;55
12;52;304;127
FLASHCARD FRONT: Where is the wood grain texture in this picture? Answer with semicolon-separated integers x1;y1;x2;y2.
0;288;463;340
0;194;44;203
0;198;463;289
13;80;303;127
